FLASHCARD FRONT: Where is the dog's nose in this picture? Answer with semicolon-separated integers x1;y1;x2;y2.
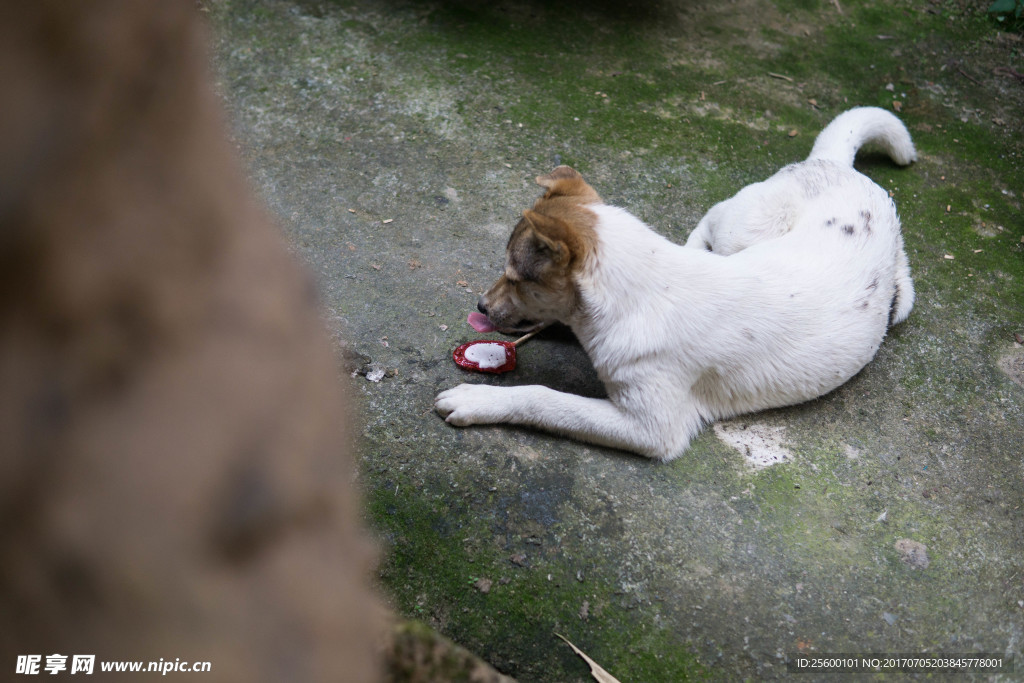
477;298;488;315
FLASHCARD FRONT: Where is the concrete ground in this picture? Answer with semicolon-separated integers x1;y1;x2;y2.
208;0;1023;679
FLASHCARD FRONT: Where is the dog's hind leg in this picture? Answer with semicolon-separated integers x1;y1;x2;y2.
435;384;701;461
684;214;714;251
889;244;915;325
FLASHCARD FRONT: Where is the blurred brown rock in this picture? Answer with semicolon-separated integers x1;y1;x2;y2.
0;2;382;680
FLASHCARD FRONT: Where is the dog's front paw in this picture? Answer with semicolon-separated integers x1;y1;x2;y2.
435;384;510;427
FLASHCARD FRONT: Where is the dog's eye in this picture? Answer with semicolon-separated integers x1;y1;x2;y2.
506;274;537;287
504;270;533;285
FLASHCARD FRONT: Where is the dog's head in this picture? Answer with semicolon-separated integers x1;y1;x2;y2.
478;166;600;333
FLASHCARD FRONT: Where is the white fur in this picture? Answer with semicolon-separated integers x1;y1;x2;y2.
436;107;916;460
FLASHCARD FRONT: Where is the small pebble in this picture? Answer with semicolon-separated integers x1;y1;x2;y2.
894;538;930;570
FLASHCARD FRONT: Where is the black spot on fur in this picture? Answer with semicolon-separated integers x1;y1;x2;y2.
842;224;855;235
825;217;837;227
855;275;882;312
860;210;872;234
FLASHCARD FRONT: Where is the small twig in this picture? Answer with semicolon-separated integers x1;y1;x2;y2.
994;66;1024;84
956;67;981;86
830;0;843;14
768;72;794;82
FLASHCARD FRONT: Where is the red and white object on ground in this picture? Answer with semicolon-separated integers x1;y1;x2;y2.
453;313;542;374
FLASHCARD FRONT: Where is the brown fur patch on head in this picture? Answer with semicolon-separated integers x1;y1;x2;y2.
479;167;600;332
518;165;600;272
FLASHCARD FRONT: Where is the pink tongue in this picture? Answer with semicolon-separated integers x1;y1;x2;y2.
467;311;497;333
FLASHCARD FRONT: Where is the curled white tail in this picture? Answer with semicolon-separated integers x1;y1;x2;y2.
808;107;917;167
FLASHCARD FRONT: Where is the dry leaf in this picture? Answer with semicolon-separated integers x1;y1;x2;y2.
556;634;622;683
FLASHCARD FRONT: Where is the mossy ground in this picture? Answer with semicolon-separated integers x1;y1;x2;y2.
210;0;1022;679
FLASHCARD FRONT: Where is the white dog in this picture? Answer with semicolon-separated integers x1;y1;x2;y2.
436;107;916;460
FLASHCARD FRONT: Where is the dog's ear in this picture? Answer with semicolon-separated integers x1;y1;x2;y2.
534;166;600;202
522;210;571;266
536;166;582;189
